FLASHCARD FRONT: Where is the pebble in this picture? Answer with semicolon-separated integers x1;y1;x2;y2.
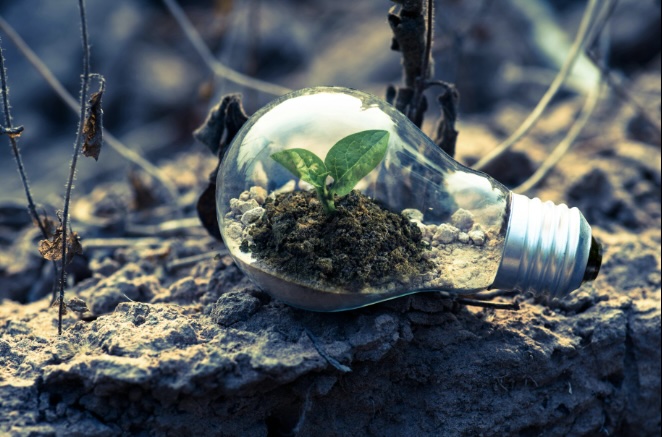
433;223;459;244
451;209;474;231
468;230;486;245
273;180;296;195
230;198;259;215
225;221;243;240
239;191;251;201
249;186;267;205
241;207;265;225
401;208;424;222
458;232;470;244
315;258;333;274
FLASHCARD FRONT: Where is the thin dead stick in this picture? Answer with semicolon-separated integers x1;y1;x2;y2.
1;35;62;302
410;0;434;124
166;250;228;271
472;0;601;171
162;0;291;96
0;36;48;238
433;290;520;311
0;16;180;205
454;297;520;311
587;51;661;135
125;217;202;236
469;289;519;300
514;73;603;193
58;0;91;336
82;237;164;249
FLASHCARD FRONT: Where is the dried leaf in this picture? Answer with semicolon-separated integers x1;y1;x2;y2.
196;179;222;241
39;229;64;261
1;125;24;138
82;89;104;161
38;227;83;265
68;231;83;259
128;170;159;210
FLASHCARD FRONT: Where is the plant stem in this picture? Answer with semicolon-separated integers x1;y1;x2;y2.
0;37;47;238
0;16;180;206
316;186;336;214
58;0;91;336
1;35;62;304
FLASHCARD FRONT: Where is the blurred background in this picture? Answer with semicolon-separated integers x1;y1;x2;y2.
0;0;660;205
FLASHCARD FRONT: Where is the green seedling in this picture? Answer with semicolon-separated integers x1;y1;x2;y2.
271;130;390;214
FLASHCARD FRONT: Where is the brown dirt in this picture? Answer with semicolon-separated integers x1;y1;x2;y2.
244;190;432;291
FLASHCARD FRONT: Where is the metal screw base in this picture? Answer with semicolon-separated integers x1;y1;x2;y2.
492;193;600;299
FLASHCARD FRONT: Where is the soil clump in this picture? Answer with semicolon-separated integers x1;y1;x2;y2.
243;190;433;291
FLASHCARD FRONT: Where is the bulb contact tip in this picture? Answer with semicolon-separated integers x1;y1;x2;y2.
582;236;602;282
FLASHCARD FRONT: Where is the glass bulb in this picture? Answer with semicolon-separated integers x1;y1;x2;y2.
216;87;602;311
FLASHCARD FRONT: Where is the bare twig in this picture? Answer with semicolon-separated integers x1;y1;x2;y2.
81;237;164;249
433;290;520;311
410;0;434;124
0;36;48;238
125;217;203;237
472;0;601;171
305;328;352;373
586;50;661;138
161;0;291;96
1;35;62;304
58;0;92;335
454;297;520;311
469;289;519;300
0;16;180;205
166;250;228;272
514;78;603;194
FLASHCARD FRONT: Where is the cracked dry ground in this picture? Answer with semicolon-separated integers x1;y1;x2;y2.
1;73;661;436
1;143;660;437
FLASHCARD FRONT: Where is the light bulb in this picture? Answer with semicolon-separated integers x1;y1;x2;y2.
216;86;602;311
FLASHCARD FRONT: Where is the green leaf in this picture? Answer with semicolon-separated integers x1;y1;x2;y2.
325;130;389;197
271;148;328;188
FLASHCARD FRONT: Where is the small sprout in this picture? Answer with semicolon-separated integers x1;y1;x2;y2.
271;130;390;213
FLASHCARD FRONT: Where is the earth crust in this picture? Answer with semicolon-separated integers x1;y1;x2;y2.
1;0;661;436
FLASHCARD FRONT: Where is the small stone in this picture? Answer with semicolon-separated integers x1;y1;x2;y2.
458;232;470;244
239;191;251;201
402;208;424;222
225;221;243;240
249;186;267;205
451;209;474;231
316;258;333;274
433;224;459;244
298;180;314;191
230;198;259;215
468;230;486;246
241;207;265;225
273;180;296;195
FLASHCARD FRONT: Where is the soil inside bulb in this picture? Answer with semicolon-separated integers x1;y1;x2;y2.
240;190;432;291
224;186;505;295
